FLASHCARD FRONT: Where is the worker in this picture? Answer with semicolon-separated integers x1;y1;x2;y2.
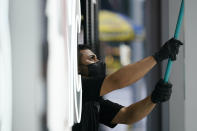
72;38;183;131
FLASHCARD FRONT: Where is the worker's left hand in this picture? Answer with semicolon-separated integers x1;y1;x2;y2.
153;38;183;63
151;79;172;103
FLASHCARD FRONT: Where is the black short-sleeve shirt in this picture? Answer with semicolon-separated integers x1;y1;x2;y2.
81;76;105;101
72;76;123;131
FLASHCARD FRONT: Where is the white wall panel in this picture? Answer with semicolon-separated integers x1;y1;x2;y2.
0;0;12;130
185;0;197;131
163;0;197;131
10;0;44;130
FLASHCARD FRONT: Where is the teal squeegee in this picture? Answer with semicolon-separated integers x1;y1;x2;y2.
164;0;184;82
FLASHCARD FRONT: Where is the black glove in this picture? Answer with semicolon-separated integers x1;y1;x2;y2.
151;79;172;103
153;38;183;63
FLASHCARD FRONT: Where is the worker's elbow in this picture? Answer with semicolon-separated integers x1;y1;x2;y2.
122;116;134;125
110;74;130;89
124;119;134;125
114;79;123;89
111;76;125;89
106;75;123;89
115;107;135;125
120;108;136;125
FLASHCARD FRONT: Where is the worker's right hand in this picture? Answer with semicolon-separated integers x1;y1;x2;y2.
153;38;183;63
151;79;172;104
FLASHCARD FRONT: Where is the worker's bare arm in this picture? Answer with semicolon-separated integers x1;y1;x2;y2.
100;38;182;96
111;95;156;125
100;56;156;96
111;79;172;124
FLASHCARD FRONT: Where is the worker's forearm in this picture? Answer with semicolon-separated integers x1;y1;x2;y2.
110;56;157;88
123;96;156;124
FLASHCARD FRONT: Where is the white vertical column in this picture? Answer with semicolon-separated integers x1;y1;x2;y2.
46;0;82;130
46;0;71;130
66;0;82;125
0;0;12;131
10;0;44;130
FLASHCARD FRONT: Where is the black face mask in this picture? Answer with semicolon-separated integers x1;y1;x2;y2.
87;61;106;77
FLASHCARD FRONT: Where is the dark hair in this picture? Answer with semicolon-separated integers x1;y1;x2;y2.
78;44;92;65
78;44;92;51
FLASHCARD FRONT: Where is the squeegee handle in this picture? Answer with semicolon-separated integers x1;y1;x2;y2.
164;0;184;82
